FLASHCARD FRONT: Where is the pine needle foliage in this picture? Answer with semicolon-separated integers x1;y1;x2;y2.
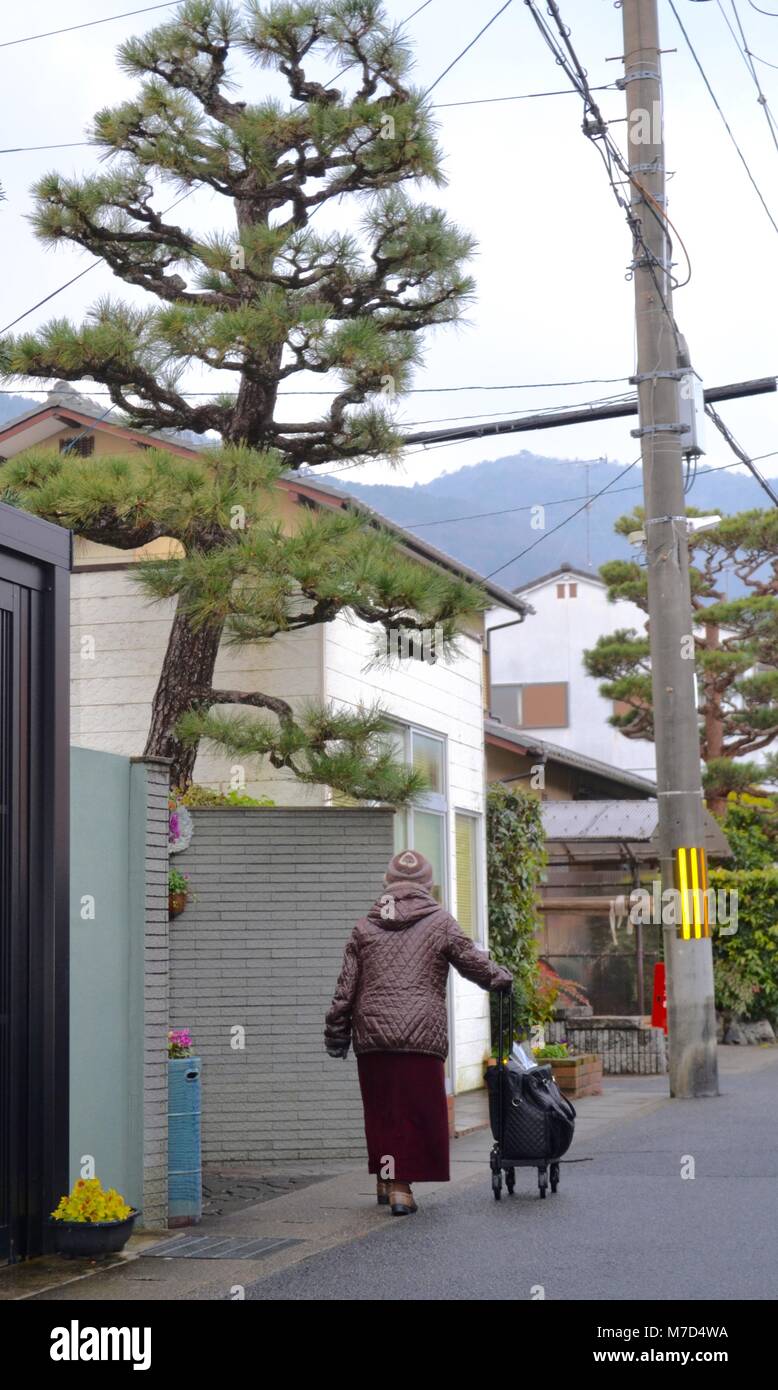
1;2;481;795
583;507;778;811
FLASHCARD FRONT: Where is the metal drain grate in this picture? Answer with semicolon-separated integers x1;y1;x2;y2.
141;1234;305;1260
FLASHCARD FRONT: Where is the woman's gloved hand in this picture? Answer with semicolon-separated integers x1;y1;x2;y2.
326;1043;350;1059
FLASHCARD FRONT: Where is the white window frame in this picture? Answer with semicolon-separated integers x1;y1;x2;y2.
389;722;449;908
453;807;485;947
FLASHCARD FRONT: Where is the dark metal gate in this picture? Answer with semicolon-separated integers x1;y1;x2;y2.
0;502;70;1263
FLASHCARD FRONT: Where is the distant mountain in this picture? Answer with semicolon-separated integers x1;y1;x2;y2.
321;450;765;590
0;394;39;425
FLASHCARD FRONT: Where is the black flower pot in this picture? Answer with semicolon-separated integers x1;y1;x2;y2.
48;1208;140;1259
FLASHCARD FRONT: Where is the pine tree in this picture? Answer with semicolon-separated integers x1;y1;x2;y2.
583;507;778;812
1;1;480;796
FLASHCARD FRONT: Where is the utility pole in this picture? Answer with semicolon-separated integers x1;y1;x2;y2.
621;0;718;1096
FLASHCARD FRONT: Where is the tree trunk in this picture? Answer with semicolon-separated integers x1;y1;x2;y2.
702;621;728;815
144;602;224;788
702;622;724;764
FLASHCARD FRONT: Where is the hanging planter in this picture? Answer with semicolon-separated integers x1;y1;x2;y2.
169;868;191;919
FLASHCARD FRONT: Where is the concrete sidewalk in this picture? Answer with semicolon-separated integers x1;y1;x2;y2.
4;1045;776;1302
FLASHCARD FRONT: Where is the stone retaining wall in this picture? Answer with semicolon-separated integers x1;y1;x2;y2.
547;1015;667;1074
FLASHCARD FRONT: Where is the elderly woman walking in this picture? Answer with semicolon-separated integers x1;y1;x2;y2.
324;848;513;1216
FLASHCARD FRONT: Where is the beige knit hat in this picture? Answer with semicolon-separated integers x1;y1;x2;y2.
384;849;434;888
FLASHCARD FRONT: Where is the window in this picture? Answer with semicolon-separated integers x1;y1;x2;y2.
59;435;94;458
490;683;521;727
557;579;577;598
413;810;446;904
455;812;479;940
390;724;448;904
556;583;565;599
520;682;568;729
412;730;444;797
568;582;577;598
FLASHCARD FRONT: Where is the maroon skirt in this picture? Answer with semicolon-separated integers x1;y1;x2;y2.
356;1051;450;1183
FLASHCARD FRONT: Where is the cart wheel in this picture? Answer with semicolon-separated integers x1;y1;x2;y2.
492;1172;502;1201
550;1162;560;1194
538;1166;548;1199
490;1145;501;1175
505;1168;515;1194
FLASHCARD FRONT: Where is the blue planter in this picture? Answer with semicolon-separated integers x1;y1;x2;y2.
168;1056;202;1226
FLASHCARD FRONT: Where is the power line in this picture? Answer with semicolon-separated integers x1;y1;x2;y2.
748;0;778;15
704;403;778;505
717;0;778;159
524;0;690;332
0;143;93;156
433;83;618;108
0;374;633;398
749;47;778;70
0;2;179;48
484;457;641;579
668;0;778;236
423;0;514;97
0;188;194;334
0;83;625;158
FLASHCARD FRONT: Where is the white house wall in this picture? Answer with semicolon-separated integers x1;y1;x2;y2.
487;575;657;777
71;568;325;804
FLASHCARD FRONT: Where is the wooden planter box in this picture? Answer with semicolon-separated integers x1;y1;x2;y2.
551;1053;603;1098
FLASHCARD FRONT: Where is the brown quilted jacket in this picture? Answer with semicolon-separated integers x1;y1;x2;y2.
324;881;513;1061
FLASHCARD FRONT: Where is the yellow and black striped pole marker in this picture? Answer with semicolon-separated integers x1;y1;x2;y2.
675;846;711;940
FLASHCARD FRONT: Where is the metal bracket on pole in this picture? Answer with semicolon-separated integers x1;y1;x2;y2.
630;423;689;438
616;69;660;87
629;162;666;175
629;253;672;272
630;370;686;384
644;514;688;526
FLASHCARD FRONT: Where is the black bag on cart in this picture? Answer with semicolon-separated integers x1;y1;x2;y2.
485;990;576;1163
486;1055;576;1162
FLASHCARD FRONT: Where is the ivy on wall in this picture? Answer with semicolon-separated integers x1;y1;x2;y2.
487;783;554;1039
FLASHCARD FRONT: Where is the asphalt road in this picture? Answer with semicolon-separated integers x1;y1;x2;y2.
246;1053;778;1301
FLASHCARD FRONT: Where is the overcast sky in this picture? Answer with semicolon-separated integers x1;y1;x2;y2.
1;0;776;490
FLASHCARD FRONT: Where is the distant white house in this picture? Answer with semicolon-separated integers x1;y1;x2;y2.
485;563;657;779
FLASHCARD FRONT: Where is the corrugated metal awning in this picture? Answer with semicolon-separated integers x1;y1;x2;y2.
541;799;730;862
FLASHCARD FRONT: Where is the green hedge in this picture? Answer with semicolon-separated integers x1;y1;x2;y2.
710;866;778;1024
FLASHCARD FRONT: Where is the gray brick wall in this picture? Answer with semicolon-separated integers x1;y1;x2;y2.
138;759;171;1225
171;808;395;1162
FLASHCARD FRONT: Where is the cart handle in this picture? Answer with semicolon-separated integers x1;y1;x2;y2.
496;987;513;1147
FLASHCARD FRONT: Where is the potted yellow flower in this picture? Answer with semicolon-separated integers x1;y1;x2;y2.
48;1178;139;1258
